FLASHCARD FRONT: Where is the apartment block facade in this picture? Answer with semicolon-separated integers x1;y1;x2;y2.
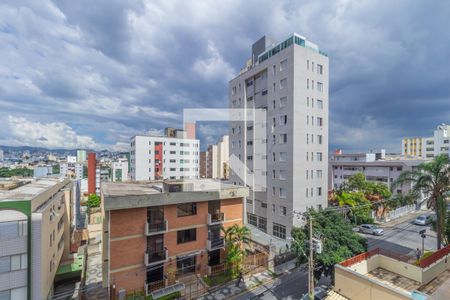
0;177;73;300
402;124;450;159
329;151;422;195
112;159;129;182
229;34;329;240
101;180;248;297
206;135;229;179
130;135;200;181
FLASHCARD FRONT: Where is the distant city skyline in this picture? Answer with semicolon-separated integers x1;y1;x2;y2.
0;1;449;152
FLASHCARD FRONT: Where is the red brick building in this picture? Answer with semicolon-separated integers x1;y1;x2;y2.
87;152;97;195
101;179;248;298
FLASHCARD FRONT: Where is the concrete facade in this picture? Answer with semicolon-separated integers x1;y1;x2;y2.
206;135;229;179
329;151;423;195
229;33;329;240
101;179;248;297
402;124;450;159
130;135;200;181
0;177;74;300
112;160;129;182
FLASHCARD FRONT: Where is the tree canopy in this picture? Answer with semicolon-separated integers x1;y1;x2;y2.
86;193;101;209
292;209;367;281
0;167;33;177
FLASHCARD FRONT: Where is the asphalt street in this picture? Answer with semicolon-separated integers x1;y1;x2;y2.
233;266;330;300
366;212;437;255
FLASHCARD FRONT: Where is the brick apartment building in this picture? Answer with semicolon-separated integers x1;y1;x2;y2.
101;179;248;298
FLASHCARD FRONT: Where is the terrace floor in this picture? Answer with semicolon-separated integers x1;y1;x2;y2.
418;269;450;298
366;267;421;293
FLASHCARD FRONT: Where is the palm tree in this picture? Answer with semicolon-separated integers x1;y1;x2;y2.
395;154;450;249
222;225;251;276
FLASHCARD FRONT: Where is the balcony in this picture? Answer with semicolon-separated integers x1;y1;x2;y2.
145;248;168;267
207;238;225;251
145;220;168;236
207;212;225;225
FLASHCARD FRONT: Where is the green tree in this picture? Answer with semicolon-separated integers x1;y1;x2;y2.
222;224;250;276
292;209;367;281
395;154;450;249
52;164;60;174
444;211;450;246
86;194;101;209
0;167;33;177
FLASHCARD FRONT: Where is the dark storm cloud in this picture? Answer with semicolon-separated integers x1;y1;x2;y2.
0;0;449;151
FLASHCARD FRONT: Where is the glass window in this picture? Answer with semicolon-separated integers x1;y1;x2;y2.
257;216;267;232
0;290;10;300
280;96;287;108
11;255;20;271
0;221;19;239
273;223;286;239
177;228;197;244
247;213;257;227
279;188;287;198
279;152;287;162
280;78;287;89
177;203;197;217
280;59;287;71
317;100;323;109
11;287;27;300
0;256;10;273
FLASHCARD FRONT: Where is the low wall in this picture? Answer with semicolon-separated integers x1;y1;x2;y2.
334;265;413;300
422;253;450;284
378;255;422;283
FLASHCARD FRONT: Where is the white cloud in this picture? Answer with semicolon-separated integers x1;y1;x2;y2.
0;116;98;149
193;42;235;81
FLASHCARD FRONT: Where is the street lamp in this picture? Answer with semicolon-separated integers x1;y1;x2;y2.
419;229;426;255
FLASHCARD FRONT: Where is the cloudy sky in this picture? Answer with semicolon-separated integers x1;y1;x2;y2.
0;0;449;152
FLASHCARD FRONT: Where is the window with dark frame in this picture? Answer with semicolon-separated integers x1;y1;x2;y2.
177;203;197;217
177;228;197;244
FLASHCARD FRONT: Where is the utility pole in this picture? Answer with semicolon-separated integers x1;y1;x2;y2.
309;216;314;299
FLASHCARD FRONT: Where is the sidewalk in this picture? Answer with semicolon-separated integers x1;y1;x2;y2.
196;270;274;300
377;209;427;228
197;260;298;300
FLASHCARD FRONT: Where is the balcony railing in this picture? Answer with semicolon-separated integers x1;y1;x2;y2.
207;238;225;251
145;220;168;236
145;248;168;266
145;280;165;296
207;212;225;225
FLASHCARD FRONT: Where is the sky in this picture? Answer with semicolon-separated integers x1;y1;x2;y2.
0;0;449;152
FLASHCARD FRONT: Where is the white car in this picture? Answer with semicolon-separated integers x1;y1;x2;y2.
414;215;433;226
359;224;384;236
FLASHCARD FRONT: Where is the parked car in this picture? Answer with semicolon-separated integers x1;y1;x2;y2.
301;286;328;300
414;215;433;226
359;224;384;236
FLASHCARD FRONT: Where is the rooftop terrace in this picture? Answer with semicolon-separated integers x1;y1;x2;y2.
102;179;249;211
0;177;66;202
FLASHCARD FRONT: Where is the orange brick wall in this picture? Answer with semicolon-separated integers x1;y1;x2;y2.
164;202;208;229
164;202;208;257
109;208;147;294
111;266;146;294
221;198;244;224
110;208;146;238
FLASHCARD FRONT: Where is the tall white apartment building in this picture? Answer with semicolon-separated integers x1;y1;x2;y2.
206;135;229;179
130;135;200;181
229;34;329;240
76;150;87;163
